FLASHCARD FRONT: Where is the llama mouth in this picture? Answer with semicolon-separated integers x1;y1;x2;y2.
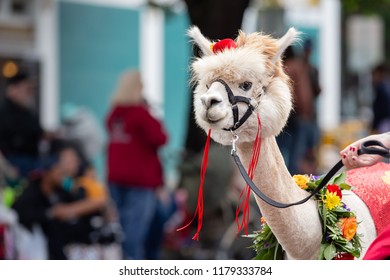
206;114;224;124
205;110;226;124
207;118;221;124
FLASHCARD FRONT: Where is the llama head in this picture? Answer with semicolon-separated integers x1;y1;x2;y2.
189;26;298;145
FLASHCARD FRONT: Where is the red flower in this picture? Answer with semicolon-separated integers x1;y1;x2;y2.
327;184;342;199
333;252;354;260
212;39;237;54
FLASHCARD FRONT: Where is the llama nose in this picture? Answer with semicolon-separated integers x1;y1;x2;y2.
201;95;222;108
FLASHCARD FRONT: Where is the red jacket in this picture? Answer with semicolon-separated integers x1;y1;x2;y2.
106;105;167;188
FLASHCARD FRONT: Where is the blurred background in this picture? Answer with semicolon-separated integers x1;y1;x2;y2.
0;0;389;260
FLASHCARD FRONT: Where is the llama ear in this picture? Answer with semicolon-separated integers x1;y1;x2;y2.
273;27;300;62
188;26;214;57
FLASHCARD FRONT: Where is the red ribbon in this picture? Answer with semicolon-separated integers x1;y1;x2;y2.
177;129;211;240
235;115;262;236
177;114;262;240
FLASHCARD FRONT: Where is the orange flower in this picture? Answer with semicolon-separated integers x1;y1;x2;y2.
340;217;357;241
261;217;267;224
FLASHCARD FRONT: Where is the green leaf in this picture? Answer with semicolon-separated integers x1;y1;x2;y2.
261;250;275;260
322;204;327;233
324;244;337;260
318;243;328;260
306;182;318;188
332;172;346;185
274;242;280;260
339;183;352;191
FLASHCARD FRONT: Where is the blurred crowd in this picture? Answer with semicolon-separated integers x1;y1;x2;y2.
0;68;250;260
0;71;122;259
1;40;389;260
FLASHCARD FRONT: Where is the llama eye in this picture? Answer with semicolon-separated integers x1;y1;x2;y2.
206;84;210;89
239;81;252;91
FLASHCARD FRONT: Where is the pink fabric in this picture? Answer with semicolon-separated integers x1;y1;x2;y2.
346;162;390;236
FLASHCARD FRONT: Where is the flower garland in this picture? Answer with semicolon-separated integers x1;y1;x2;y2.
249;172;363;260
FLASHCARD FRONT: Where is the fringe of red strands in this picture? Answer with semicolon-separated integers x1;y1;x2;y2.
235;114;262;236
176;128;211;241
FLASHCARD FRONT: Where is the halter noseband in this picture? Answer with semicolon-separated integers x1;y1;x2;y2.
213;79;255;131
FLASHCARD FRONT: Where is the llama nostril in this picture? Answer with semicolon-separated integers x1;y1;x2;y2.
204;96;222;108
209;98;221;107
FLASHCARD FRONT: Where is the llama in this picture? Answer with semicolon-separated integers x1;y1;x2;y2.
187;26;382;259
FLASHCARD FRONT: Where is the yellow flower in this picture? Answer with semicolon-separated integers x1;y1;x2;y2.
293;174;310;189
324;190;341;210
339;217;357;241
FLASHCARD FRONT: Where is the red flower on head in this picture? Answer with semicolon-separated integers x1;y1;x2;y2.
333;252;354;260
212;38;237;54
327;184;342;199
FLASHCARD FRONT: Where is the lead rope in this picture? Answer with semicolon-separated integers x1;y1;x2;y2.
235;114;262;235
177;129;211;240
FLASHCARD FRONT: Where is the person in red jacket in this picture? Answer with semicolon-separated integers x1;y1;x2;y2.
106;70;167;259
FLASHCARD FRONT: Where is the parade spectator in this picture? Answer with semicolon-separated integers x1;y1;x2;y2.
277;46;317;175
106;70;167;259
371;63;390;133
0;72;44;178
12;144;109;259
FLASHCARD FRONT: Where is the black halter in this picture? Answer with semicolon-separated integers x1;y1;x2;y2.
214;79;390;208
213;79;255;131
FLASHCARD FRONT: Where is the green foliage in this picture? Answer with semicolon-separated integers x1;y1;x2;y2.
248;224;284;260
342;0;390;15
250;172;362;260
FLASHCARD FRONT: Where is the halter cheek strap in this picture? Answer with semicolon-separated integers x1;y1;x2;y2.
213;79;255;131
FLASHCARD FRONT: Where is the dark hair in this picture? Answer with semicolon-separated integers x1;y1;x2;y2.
303;39;313;52
283;46;296;60
5;71;29;87
37;154;60;171
372;63;389;74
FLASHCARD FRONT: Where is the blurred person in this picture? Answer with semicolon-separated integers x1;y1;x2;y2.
60;102;105;162
0;72;44;178
276;46;316;175
300;39;322;174
12;145;109;259
302;39;321;101
0;151;18;186
105;70;168;259
371;63;390;133
50;144;108;223
177;144;234;258
144;187;178;260
12;152;73;259
340;132;390;260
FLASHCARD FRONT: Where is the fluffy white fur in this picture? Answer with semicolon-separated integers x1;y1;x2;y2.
188;26;214;56
188;26;377;259
273;27;300;62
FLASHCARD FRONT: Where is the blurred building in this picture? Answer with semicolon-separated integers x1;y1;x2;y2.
0;0;191;183
0;0;387;181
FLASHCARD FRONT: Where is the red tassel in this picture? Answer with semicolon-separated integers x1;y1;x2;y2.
177;129;211;240
235;115;262;235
